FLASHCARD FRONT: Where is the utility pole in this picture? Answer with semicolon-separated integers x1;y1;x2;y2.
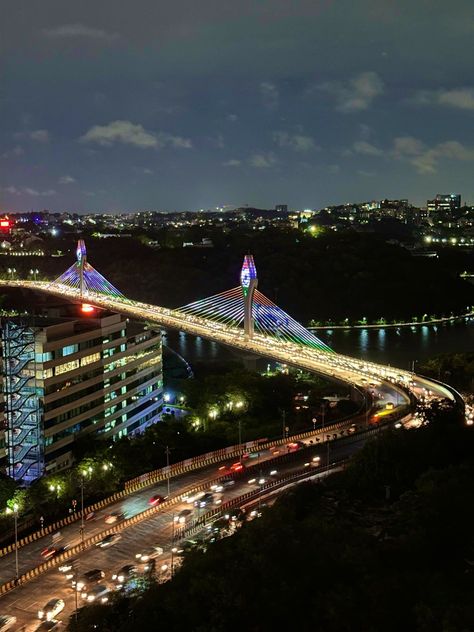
281;409;286;439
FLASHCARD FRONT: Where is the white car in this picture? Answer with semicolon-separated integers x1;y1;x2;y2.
38;598;65;621
135;546;163;562
83;584;110;603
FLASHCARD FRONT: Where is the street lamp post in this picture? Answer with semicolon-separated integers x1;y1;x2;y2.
80;466;92;545
6;503;19;581
165;446;171;497
29;268;39;281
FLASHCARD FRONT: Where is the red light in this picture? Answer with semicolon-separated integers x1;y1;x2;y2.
81;304;95;313
0;219;10;229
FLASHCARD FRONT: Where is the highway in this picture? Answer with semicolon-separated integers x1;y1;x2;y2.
0;429;376;631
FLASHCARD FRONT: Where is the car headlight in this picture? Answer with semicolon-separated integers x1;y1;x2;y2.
87;595;95;602
38;610;44;619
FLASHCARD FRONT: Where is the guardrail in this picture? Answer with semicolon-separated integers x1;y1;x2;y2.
0;410;379;558
0;418;406;596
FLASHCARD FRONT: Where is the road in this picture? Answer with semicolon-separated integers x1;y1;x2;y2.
0;431;373;631
0;394;397;587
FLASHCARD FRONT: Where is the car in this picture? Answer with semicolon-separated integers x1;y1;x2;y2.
38;598;65;621
0;615;17;631
194;492;214;508
96;533;121;548
73;569;105;592
82;584;110;603
222;479;236;488
40;546;67;560
112;564;137;585
104;511;125;524
35;620;62;631
287;441;306;452
230;461;245;473
58;560;77;580
148;494;165;506
135;546;163;562
182;491;205;505
174;508;192;524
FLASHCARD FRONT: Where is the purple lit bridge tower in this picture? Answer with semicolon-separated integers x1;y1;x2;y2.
180;255;331;351
240;255;258;338
47;242;330;351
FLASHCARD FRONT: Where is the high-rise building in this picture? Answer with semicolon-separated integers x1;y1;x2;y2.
427;194;461;214
1;311;163;483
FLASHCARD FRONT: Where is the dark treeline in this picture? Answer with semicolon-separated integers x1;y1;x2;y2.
4;229;472;323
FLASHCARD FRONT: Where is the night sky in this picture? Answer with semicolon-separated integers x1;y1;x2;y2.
1;1;474;212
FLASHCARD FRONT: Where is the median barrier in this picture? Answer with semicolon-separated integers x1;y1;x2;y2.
1;416;366;558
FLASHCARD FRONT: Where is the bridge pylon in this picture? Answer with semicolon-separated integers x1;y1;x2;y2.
240;255;258;338
76;240;87;299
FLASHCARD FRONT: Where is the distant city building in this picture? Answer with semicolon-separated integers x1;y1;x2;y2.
427;194;461;214
1;311;163;483
275;204;288;213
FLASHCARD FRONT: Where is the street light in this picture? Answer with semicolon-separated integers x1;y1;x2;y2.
6;503;19;581
80;466;93;545
165;446;171;497
29;268;39;281
7;268;16;280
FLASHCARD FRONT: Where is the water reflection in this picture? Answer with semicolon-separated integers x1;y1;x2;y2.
164;320;474;373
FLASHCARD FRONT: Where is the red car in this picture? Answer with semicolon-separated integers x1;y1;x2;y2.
41;545;67;560
148;494;165;506
230;462;245;473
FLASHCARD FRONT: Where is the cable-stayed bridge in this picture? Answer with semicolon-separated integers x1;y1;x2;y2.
0;241;455;405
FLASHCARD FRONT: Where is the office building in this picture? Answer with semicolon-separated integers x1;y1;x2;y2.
1;310;163;483
427;194;461;214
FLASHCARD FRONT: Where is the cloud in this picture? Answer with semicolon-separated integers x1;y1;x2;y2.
58;175;75;184
273;131;318;152
352;140;383;156
260;82;279;110
43;23;119;42
319;71;384;112
327;164;340;174
1;145;24;159
13;130;50;143
222;159;241;167
392;136;426;158
411;87;474;110
226;114;238;122
24;187;57;196
392;136;474;174
79;120;192;150
2;186;56;196
249;152;277;168
142;168;154;175
30;129;50;143
357;170;376;177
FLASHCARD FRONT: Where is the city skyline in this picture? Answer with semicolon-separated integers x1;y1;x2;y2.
1;1;474;211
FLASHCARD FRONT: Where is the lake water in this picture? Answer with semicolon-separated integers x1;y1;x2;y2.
164;318;474;372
